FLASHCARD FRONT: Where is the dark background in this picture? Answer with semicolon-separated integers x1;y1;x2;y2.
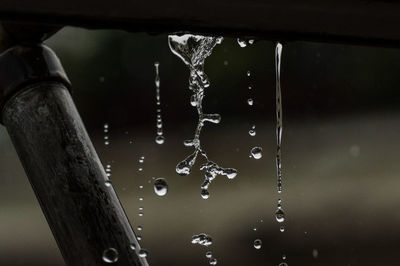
1;27;400;265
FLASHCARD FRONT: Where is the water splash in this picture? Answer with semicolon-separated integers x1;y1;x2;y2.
154;62;165;144
168;34;237;199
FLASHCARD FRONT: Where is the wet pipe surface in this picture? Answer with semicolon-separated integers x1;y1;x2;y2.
1;0;400;46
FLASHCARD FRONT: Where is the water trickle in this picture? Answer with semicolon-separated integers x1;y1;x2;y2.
191;233;213;246
254;239;262;249
275;42;283;194
103;123;110;145
154;62;166;144
102;248;118;263
153;178;168;196
168;34;237;198
138;249;148;258
250;147;263;159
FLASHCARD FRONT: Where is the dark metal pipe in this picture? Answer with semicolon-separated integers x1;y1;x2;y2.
0;45;148;266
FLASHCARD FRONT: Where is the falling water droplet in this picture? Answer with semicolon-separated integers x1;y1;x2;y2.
102;248;119;263
247;98;254;106
250;147;263;159
275;207;285;223
138;249;148;258
254;239;262;249
206;251;212;258
312;249;319;258
155;135;165;144
153;178;168;196
201;189;210;199
280;226;285;232
209;258;217;265
237;38;247;48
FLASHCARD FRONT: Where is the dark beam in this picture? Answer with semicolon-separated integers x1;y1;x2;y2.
1;0;400;46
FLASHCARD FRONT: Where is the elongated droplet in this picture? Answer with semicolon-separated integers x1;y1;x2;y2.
138;249;148;258
102;248;118;263
254;239;262;249
154;178;168;196
250;147;263;159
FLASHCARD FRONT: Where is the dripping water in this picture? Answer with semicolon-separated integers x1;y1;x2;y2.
275;42;283;194
154;62;165;144
168;34;237;199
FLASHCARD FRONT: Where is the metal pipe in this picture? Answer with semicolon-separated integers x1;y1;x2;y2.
0;45;148;266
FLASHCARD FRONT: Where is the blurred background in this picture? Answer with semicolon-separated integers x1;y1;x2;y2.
1;27;400;265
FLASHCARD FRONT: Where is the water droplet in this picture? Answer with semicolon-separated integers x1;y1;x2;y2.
247;98;254;106
192;233;212;246
206;251;212;258
102;248;118;263
223;60;228;66
249;129;256;136
209;258;217;265
282;254;286;260
139;197;144;201
248;39;255;45
250;147;263;159
104;140;110;145
103;123;109;129
139;207;143;211
105;181;112;187
279;263;288;266
201;189;210;199
137;235;142;241
253;227;257;231
254;239;262;249
280;226;285;232
137;226;142;231
312;249;318;258
138;249;148;258
275;207;285;223
138;212;144;217
138;168;143;172
155;135;165;144
237;38;247;48
247;70;251;77
154;178;168;196
139;185;144;189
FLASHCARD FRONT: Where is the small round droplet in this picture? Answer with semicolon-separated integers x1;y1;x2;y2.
139;212;144;217
137;235;142;241
154;178;168;196
138;168;143;172
104;140;110;145
250;147;263;159
102;248;118;263
253;227;257;231
139;197;144;201
237;38;247;48
247;70;251;77
209;258;217;265
282;254;286;260
275;208;285;223
138;249;148;258
254;239;262;249
155;135;165;144
201;189;210;199
247;98;254;106
129;243;136;250
105;181;112;187
249;130;256;136
137;226;143;231
206;251;212;258
280;226;285;232
139;207;144;211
